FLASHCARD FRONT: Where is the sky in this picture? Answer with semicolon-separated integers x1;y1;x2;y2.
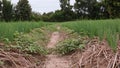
11;0;75;14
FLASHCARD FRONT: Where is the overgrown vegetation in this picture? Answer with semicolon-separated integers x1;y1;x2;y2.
56;37;85;55
55;27;86;55
4;31;48;55
62;19;120;51
1;25;65;55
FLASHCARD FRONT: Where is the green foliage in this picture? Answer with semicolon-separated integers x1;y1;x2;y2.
106;30;117;51
42;10;76;22
41;12;54;22
23;27;52;46
31;12;42;21
56;38;85;55
16;0;32;21
0;0;119;22
0;0;2;20
11;31;48;55
74;0;105;19
2;0;12;22
59;0;72;11
3;38;11;44
0;21;46;40
41;0;76;22
104;0;120;18
62;19;120;51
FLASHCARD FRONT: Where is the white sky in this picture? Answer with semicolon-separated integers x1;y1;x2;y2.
11;0;75;14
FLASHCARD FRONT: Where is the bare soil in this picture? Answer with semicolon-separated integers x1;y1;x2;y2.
44;30;72;68
47;32;60;48
43;55;71;68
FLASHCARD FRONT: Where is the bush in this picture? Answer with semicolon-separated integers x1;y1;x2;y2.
31;12;42;21
41;10;77;22
56;37;85;55
50;10;77;22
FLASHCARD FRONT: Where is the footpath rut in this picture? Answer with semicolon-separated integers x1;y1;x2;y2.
43;27;71;68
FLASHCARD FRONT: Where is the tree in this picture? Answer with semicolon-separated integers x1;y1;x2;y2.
0;0;2;20
31;12;42;21
103;0;120;18
74;0;87;19
59;0;72;11
113;0;120;18
87;0;99;19
74;0;99;19
2;0;12;22
59;0;76;21
16;0;32;21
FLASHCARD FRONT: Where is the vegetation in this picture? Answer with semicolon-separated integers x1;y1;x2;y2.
104;0;120;18
0;19;120;52
0;1;2;21
62;19;120;50
2;0;12;22
15;0;32;21
0;0;119;22
0;21;48;40
0;0;119;67
12;31;47;55
3;29;49;55
56;37;85;55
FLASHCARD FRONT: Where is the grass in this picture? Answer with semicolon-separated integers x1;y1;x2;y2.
62;19;120;50
0;21;49;40
0;19;120;51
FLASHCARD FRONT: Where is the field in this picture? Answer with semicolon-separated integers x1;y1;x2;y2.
62;19;120;50
0;19;120;68
0;19;120;50
0;21;50;40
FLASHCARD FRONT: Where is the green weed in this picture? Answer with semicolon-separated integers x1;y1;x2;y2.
5;31;48;55
56;37;85;55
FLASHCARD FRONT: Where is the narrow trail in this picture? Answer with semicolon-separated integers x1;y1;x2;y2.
43;26;71;68
47;32;60;49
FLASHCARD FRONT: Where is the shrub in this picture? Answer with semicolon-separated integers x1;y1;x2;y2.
31;12;42;21
56;37;85;55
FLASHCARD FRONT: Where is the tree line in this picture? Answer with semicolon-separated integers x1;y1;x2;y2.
0;0;120;22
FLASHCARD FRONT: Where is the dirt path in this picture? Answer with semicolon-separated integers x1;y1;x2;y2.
47;32;60;48
44;26;71;68
44;55;71;68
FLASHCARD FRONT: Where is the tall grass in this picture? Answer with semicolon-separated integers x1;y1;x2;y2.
0;21;48;40
62;19;120;50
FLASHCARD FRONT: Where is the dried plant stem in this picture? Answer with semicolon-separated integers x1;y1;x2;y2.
79;56;83;68
112;52;118;68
